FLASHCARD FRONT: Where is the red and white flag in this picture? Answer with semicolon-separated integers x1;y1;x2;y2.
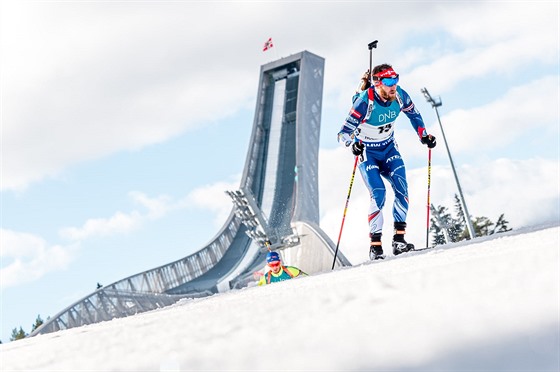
263;37;274;52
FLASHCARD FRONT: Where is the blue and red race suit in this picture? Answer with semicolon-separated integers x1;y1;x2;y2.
337;86;427;235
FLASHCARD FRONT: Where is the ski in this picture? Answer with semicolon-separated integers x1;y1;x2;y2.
368;245;435;262
412;247;434;252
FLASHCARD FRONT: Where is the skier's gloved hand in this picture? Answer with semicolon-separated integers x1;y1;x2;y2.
351;141;365;156
421;134;437;148
338;132;353;146
358;70;371;91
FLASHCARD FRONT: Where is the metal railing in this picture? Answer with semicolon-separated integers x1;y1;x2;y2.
30;215;241;336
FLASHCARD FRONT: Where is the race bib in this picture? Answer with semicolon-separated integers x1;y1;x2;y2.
356;122;395;142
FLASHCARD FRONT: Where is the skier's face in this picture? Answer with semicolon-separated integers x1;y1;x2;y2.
378;83;397;102
268;261;282;274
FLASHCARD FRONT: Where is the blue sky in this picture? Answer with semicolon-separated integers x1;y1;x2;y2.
1;1;558;342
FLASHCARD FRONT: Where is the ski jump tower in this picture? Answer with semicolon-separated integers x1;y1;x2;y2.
31;51;350;337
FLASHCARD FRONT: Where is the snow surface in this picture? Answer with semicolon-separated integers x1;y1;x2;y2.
1;225;559;371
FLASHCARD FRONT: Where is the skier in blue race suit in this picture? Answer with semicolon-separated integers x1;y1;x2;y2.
337;63;437;260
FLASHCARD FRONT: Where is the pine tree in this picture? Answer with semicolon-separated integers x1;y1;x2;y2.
10;327;27;341
453;195;466;228
492;214;512;234
430;205;450;245
453;194;473;241
31;314;44;333
430;202;468;244
473;216;494;237
429;197;511;245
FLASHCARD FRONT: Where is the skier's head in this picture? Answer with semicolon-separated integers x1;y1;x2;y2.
372;63;399;101
266;251;280;263
266;251;282;273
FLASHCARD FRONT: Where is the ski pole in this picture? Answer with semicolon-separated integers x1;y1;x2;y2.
425;148;432;248
332;154;360;270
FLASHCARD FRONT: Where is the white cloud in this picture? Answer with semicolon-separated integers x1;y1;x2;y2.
128;191;172;220
439;2;558;49
0;229;76;289
58;192;175;241
1;2;258;191
432;76;558;155
458;158;560;228
404;2;559;94
0;228;44;259
58;210;144;241
56;180;241;242
407;40;558;95
3;1;556;191
390;75;559;166
185;178;241;228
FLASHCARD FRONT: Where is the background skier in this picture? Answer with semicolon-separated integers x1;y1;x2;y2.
257;251;307;286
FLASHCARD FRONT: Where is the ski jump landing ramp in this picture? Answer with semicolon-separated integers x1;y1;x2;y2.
31;51;350;337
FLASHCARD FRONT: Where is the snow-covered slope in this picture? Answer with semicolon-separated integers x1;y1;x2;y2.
2;224;558;371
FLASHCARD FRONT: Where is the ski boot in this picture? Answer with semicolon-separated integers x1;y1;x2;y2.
369;233;385;260
392;222;414;256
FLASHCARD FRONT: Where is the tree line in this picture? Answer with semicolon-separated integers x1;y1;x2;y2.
430;194;511;245
4;283;104;343
2;315;44;343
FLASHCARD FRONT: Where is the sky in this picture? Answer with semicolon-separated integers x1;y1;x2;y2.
1;1;559;343
1;225;558;370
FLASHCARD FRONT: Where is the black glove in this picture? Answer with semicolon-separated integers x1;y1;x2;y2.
351;141;364;156
421;134;437;148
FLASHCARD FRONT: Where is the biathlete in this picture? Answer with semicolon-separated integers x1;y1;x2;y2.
337;63;437;260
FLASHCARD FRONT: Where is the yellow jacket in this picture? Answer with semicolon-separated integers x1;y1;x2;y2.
257;266;307;286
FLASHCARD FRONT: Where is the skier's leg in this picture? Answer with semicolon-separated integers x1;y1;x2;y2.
392;221;414;254
359;153;386;259
380;146;414;255
359;157;386;236
381;150;409;223
369;232;385;260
